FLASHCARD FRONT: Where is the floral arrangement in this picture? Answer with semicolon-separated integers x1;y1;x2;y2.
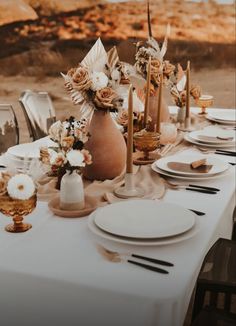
61;39;135;116
134;30;175;90
0;172;35;200
40;116;92;176
169;64;201;108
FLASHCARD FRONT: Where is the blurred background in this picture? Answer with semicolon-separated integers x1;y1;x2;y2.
0;0;235;142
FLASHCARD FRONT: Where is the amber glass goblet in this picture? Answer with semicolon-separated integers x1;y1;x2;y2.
0;194;37;233
195;95;214;115
133;130;160;164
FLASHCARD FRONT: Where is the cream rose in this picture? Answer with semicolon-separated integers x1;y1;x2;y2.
72;66;91;92
94;87;118;109
163;60;175;77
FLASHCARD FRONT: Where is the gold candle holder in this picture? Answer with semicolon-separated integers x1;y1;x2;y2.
133;130;160;165
0;194;37;233
196;95;214;115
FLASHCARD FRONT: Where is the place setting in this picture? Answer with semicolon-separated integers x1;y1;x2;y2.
206;109;236;125
151;152;232;183
88;199;200;247
184;125;236;149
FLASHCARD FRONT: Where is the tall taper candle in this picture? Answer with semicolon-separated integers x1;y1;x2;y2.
186;61;190;119
156;72;163;133
143;57;151;128
126;85;133;173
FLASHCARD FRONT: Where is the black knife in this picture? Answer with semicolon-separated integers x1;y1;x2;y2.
131;254;174;267
188;184;220;192
127;260;169;274
189;209;205;216
185;188;217;194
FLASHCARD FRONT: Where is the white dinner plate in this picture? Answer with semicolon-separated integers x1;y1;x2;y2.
206;115;236;126
151;162;233;181
188;127;236;145
88;210;199;246
207;110;236;122
184;134;236;149
156;154;229;177
7;143;40;160
93;200;195;239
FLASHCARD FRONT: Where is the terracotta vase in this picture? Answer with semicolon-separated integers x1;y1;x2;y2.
83;110;127;181
148;90;170;131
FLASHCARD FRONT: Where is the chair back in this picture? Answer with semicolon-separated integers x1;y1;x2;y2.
19;90;56;141
0;104;19;154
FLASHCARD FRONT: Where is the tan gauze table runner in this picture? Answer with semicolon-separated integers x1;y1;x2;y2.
37;113;210;205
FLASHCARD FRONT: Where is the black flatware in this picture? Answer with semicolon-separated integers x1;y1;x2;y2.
215;150;236;157
131;254;174;267
0;165;6;168
127;260;169;274
188;184;220;192
185;188;217;194
189;209;205;216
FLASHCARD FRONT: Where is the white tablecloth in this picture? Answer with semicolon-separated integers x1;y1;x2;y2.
0;109;235;326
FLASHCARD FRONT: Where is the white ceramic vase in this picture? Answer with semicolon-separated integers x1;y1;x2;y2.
60;170;85;211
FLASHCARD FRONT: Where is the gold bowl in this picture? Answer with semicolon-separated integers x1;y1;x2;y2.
0;194;37;232
133;130;160;163
195;95;214;115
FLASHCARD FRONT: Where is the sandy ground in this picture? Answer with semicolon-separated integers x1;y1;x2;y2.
0;68;235;143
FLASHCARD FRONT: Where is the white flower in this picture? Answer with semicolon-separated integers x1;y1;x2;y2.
67;150;85;167
111;69;121;82
90;71;108;91
48;121;63;142
7;174;35;200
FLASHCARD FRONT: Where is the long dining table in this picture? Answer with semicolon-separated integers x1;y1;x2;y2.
0;107;235;326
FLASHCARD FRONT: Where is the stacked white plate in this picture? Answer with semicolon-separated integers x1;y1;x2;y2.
88;200;199;246
206;109;236;125
6;137;56;172
185;126;236;149
152;153;231;181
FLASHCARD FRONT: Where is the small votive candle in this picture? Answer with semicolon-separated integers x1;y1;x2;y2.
160;123;177;145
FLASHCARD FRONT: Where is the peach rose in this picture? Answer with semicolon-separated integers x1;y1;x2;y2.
150;59;162;85
180;90;186;104
40;147;50;164
190;85;201;99
0;172;11;196
117;110;129;127
81;149;92;165
72;66;91;92
61;136;74;149
94;87;118;109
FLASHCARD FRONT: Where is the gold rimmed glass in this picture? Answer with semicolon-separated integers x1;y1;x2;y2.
0;194;37;232
196;95;214;115
133;130;160;164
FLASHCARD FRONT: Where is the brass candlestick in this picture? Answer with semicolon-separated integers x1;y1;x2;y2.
133;130;160;165
0;194;37;232
196;95;214;115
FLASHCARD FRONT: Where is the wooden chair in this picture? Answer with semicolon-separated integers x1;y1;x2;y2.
192;238;236;322
0;104;19;154
192;306;236;326
19;90;56;141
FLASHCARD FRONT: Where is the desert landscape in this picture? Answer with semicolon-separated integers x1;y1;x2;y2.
0;0;235;143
